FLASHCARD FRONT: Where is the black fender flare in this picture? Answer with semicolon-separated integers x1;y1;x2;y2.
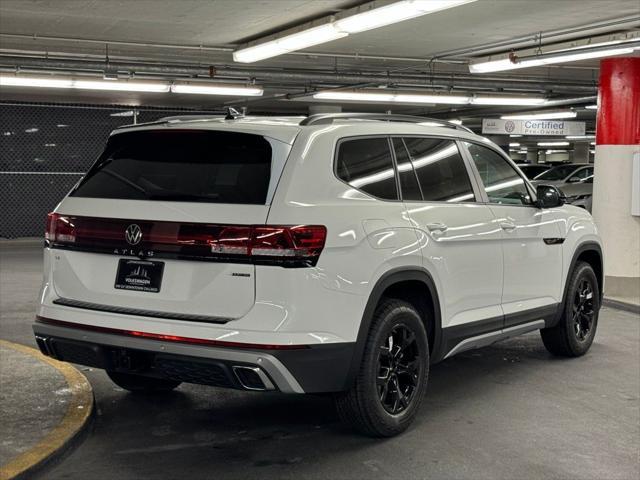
343;267;443;389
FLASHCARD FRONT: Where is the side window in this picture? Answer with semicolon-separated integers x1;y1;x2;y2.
336;137;398;200
574;167;593;180
392;138;422;201
402;137;475;202
465;142;531;206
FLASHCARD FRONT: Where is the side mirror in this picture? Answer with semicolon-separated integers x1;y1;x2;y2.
567;176;581;183
536;184;564;208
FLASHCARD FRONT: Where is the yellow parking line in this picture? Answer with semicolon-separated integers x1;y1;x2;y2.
0;339;94;480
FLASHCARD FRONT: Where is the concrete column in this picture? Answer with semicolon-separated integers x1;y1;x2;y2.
537;150;546;163
573;142;591;164
592;57;640;304
526;151;538;164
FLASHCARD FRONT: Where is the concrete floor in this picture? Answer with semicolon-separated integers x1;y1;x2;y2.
1;241;639;480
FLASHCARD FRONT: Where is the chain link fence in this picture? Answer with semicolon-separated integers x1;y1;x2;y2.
0;102;220;238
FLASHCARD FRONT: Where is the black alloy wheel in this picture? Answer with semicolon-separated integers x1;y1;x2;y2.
377;324;421;414
540;261;600;357
573;278;595;342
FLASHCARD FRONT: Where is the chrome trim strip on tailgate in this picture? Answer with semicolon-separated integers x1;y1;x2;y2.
52;297;232;324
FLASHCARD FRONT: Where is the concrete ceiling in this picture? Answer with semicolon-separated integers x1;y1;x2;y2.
1;0;639;128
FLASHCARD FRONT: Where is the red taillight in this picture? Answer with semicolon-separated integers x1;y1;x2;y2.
251;225;326;260
45;212;76;243
45;215;326;268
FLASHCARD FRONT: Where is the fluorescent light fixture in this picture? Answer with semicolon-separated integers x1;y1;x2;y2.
472;95;546;106
509;142;520;147
171;83;263;96
110;111;136;117
313;91;395;102
585;104;598;110
565;135;595;140
0;76;73;89
501;111;577;120
394;93;469;104
313;89;551;106
233;23;347;63
470;39;640;73
73;79;169;92
538;141;570;147
334;0;476;34
590;142;596;146
25;128;39;133
313;90;469;104
234;0;476;63
0;74;169;93
0;74;261;96
510;134;523;138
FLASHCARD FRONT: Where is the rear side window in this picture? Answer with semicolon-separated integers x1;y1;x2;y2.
72;130;273;204
402;137;475;202
336;137;398;200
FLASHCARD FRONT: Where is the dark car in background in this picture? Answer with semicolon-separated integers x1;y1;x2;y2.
517;164;552;179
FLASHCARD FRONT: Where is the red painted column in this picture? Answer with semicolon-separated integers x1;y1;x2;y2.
596;57;640;146
592;56;640;303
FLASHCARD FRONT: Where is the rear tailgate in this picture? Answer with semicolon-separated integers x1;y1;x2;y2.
47;128;290;321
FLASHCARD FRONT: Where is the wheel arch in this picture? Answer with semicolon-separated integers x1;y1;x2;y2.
556;241;604;325
343;267;443;390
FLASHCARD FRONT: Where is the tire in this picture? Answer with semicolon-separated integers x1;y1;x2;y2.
107;371;181;393
334;298;429;437
540;261;600;357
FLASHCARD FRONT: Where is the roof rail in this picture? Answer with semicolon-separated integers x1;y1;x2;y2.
299;113;473;133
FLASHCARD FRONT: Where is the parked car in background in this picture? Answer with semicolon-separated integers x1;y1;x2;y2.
559;175;594;212
517;163;552;180
532;163;594;186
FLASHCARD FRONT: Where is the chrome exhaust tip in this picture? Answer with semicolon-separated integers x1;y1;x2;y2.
232;366;275;391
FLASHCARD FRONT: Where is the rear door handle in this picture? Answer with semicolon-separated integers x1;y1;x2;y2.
426;222;448;234
500;221;516;232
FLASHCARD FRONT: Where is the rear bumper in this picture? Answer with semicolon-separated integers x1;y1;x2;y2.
33;320;355;394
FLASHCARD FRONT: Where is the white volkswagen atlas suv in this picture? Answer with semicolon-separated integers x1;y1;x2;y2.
33;113;603;437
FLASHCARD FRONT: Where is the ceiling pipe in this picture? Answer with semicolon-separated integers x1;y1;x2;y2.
0;56;598;94
428;14;640;59
2;14;637;65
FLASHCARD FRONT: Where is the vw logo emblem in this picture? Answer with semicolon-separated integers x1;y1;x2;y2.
504;120;516;133
125;224;143;245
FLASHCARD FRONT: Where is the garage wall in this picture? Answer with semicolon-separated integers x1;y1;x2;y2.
0;102;218;238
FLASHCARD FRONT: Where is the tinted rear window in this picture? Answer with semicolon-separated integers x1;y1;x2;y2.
72;130;273;204
402;137;475;202
336;137;398;200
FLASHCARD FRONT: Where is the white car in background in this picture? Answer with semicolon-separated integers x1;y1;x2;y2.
532;163;594;186
559;175;594;212
33;113;604;437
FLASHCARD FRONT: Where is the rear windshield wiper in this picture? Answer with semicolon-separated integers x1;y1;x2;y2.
100;168;149;196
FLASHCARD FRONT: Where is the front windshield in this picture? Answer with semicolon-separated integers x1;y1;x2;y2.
534;165;576;181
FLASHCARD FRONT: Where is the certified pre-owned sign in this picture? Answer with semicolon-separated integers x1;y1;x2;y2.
482;119;586;136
